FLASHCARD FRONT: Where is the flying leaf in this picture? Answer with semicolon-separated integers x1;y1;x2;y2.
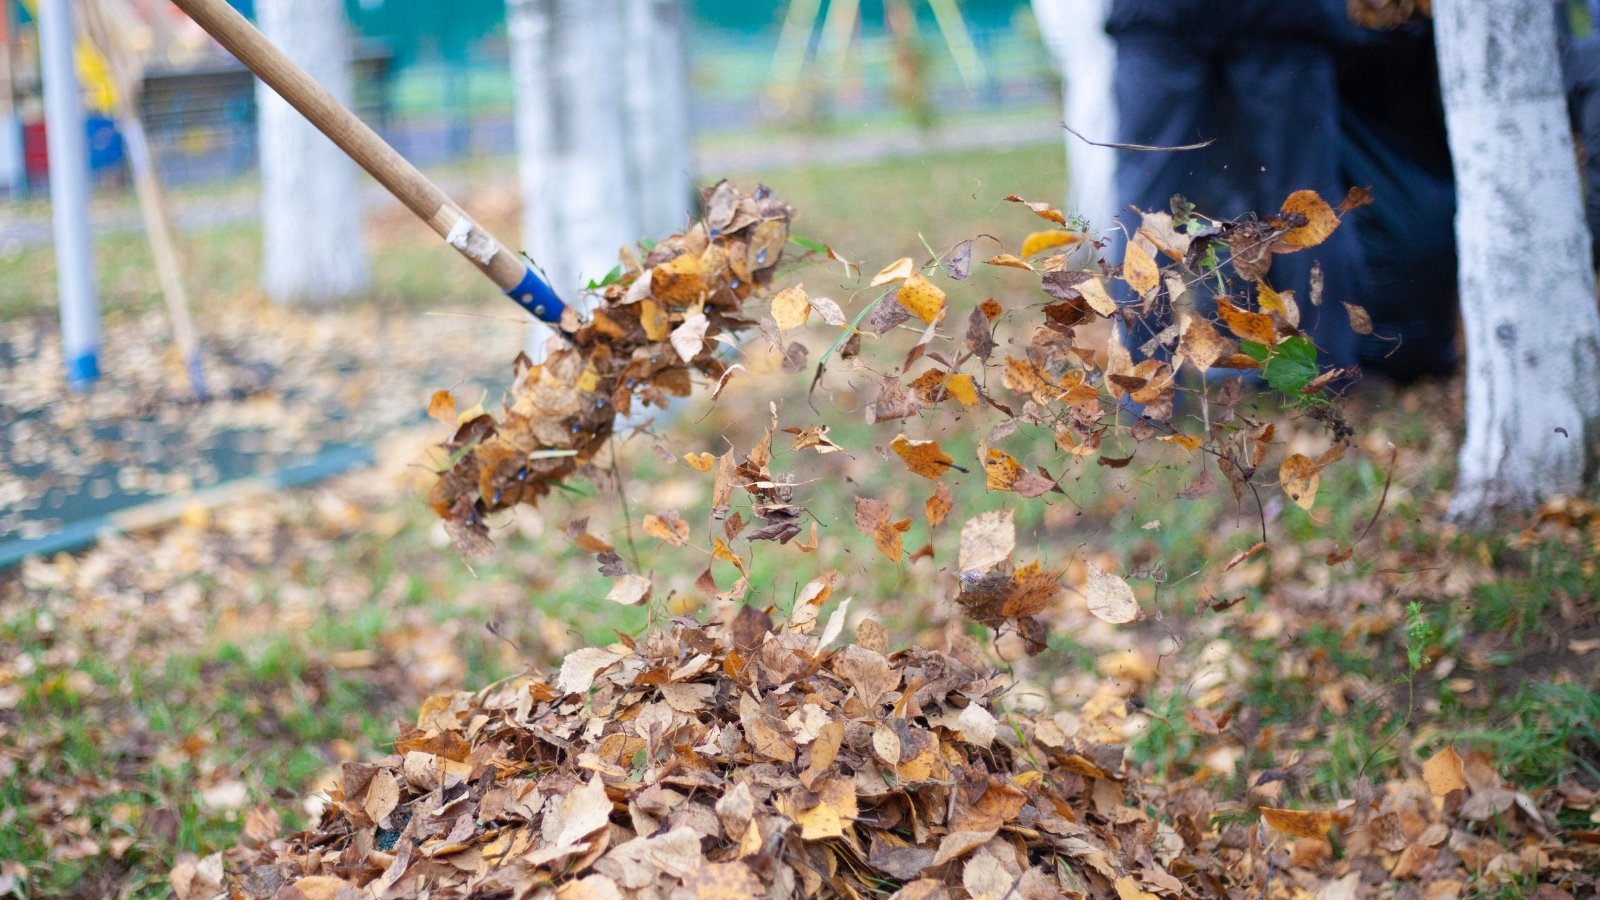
1122;241;1160;295
1343;302;1374;335
606;574;653;606
945;373;978;406
897;273;948;324
643;512;691;546
1178;313;1235;373
959;510;1015;575
1277;190;1340;249
1086;563;1139;624
1077;277;1119;317
770;284;810;331
556;647;622;695
925;482;952;527
1020;230;1083;258
427;390;457;425
1217;298;1278;346
670;311;710;362
890;433;956;480
1279;454;1321;510
984;449;1026;492
1005;194;1067;224
854;497;909;563
870;257;915;286
684;452;716;472
640;299;671;341
809;295;847;326
984;253;1036;271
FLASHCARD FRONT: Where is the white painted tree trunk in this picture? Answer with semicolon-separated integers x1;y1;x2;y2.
1030;0;1117;234
508;0;636;356
256;0;370;305
1436;0;1600;525
624;0;694;238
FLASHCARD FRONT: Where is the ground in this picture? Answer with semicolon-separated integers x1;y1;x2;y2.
1;140;1598;898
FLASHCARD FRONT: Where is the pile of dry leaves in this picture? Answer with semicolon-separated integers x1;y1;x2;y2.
203;603;1595;899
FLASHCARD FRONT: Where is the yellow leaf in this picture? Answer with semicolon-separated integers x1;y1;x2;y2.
1122;241;1160;295
1004;194;1067;224
683;452;716;472
1077;277;1119;316
1422;746;1467;797
640;299;671;341
711;537;749;576
642;513;690;546
984;448;1025;492
770;283;811;331
1260;806;1335;839
1020;230;1083;258
870;256;915;286
780;778;858;841
1257;282;1300;328
651;251;706;304
984;253;1036;271
925;482;952;527
945;373;978;406
891;433;956;480
1279;453;1321;510
1278;189;1340;249
896;272;947;323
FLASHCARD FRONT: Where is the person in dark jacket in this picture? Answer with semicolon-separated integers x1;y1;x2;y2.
1108;0;1362;373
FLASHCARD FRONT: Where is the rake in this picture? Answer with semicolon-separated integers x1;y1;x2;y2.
168;0;568;327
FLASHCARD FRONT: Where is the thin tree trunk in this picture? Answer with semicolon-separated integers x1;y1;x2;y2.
624;0;694;238
508;0;636;355
256;0;370;305
1435;0;1600;525
1030;0;1117;234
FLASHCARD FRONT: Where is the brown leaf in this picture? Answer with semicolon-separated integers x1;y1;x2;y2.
1217;298;1279;346
1422;745;1468;797
1178;314;1236;373
1343;302;1374;335
1279;454;1321;510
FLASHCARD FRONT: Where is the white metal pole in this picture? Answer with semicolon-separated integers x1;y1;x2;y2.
39;0;101;389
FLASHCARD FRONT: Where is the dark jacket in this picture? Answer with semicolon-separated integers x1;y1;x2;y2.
1107;0;1349;43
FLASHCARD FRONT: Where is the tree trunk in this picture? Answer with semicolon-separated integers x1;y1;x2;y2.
1030;0;1117;233
508;0;636;356
256;0;370;305
624;0;694;238
1435;0;1600;526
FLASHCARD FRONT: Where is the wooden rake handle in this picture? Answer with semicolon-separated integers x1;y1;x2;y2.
168;0;565;323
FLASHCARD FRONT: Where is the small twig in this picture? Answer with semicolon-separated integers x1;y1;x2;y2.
1064;123;1215;153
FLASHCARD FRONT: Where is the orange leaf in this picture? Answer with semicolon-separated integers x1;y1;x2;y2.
1260;806;1334;839
890;433;956;480
1217;298;1278;346
683;452;716;472
1278;190;1340;249
427;390;457;425
1004;194;1067;224
925;482;952;527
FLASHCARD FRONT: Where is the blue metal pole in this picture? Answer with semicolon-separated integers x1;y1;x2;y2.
39;0;100;390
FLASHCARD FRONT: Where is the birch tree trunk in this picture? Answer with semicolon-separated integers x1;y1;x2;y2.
1436;0;1600;526
507;0;636;356
256;0;370;305
624;0;694;238
1030;0;1117;234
